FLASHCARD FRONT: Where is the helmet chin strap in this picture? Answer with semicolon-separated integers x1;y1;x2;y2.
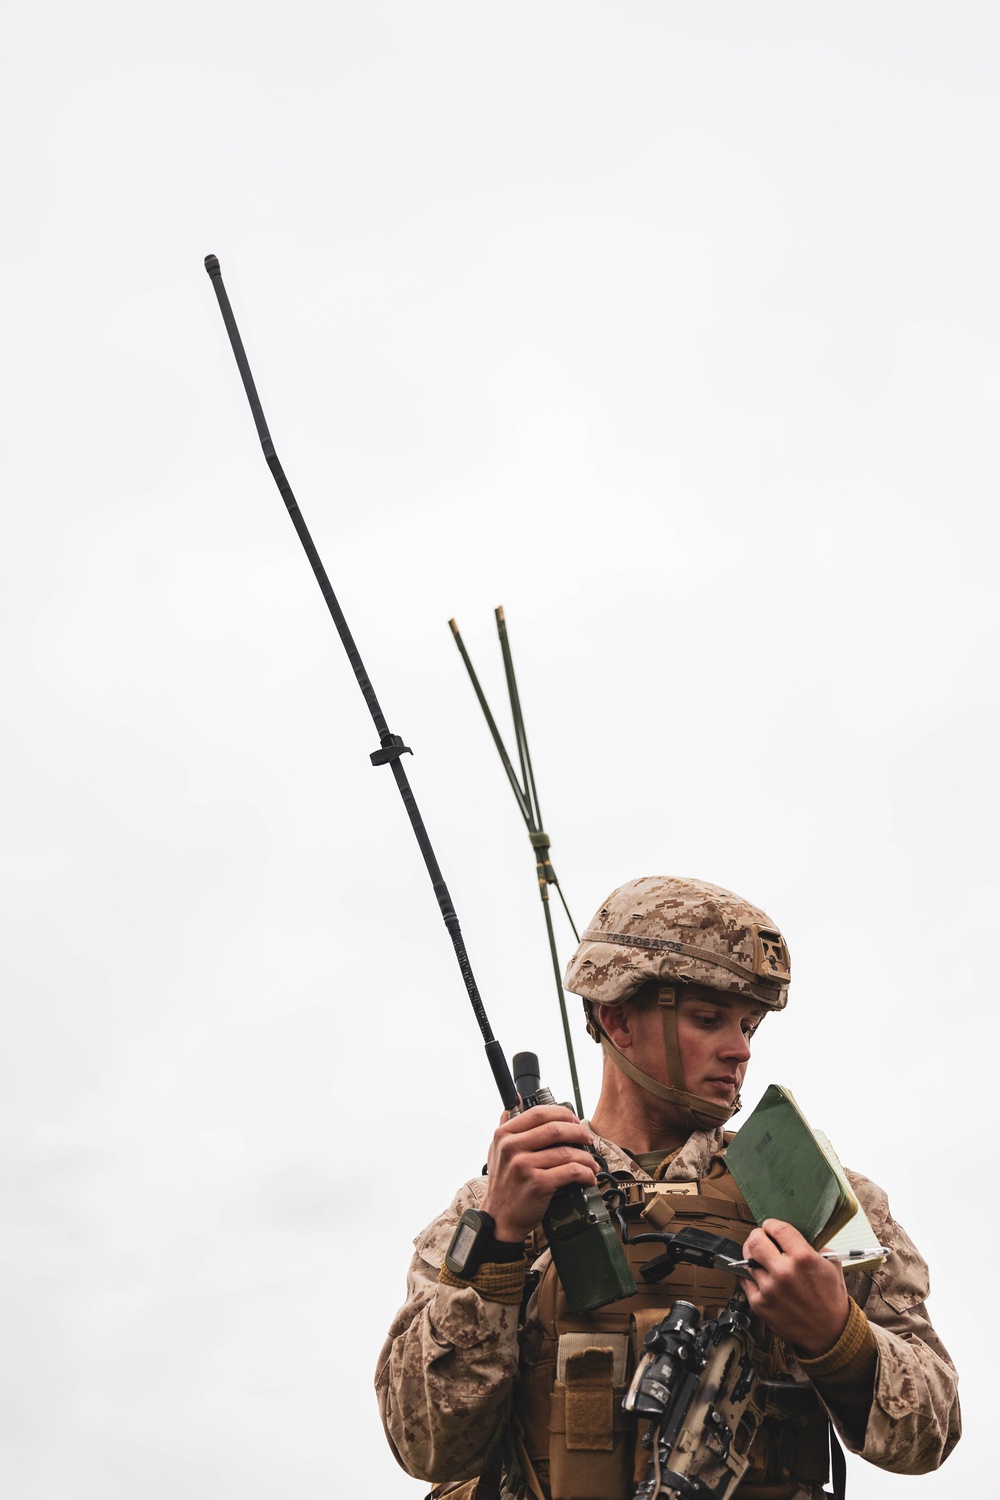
598;984;741;1130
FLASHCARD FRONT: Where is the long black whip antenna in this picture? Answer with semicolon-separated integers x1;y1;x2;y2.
203;253;517;1112
449;608;584;1115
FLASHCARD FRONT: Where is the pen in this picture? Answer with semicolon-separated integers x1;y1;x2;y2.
820;1247;890;1262
725;1247;889;1273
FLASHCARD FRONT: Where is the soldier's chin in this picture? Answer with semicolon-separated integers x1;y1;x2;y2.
701;1081;737;1102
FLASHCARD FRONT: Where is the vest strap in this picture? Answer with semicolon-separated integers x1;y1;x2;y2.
512;1429;546;1500
630;1306;665;1363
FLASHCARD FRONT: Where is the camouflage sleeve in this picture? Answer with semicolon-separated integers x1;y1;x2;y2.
374;1178;522;1484
837;1172;961;1473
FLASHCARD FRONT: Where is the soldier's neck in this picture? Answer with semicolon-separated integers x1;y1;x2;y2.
588;1071;691;1157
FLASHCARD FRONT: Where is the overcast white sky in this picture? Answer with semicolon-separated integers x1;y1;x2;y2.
3;4;994;1497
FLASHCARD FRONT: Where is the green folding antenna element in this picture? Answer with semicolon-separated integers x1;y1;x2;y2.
449;607;584;1117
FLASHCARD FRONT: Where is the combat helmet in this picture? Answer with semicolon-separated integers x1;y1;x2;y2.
564;876;790;1129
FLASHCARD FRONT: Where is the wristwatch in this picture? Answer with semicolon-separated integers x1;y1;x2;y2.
444;1208;497;1278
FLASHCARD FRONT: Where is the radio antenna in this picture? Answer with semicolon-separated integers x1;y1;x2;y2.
204;254;518;1112
449;609;584;1115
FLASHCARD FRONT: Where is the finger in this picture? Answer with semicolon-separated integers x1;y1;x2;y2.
495;1118;594;1157
742;1226;783;1267
760;1219;811;1255
496;1104;581;1134
538;1160;603;1193
492;1138;600;1186
511;1144;600;1178
489;1126;594;1182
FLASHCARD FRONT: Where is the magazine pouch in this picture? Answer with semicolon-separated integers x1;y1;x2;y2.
548;1335;631;1500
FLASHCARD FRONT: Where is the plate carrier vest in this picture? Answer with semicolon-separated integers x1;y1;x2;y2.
513;1161;832;1500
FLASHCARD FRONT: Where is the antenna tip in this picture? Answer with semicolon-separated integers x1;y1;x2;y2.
448;618;459;635
204;254;221;276
496;605;505;622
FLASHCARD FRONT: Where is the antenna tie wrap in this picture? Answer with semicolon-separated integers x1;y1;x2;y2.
370;734;413;766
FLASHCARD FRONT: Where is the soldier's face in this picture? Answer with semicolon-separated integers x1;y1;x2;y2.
613;987;764;1110
671;991;763;1108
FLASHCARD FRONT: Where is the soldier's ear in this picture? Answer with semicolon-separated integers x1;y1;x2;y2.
597;1003;632;1049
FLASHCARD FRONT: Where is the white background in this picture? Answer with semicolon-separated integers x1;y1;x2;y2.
3;4;992;1497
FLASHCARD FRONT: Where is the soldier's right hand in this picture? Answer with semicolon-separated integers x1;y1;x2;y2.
480;1105;599;1244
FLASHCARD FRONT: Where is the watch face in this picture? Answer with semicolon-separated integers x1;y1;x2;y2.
450;1221;479;1267
444;1208;494;1278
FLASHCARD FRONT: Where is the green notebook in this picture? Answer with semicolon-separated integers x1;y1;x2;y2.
724;1084;859;1248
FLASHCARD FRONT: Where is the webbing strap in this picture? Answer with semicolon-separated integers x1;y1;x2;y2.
598;1031;733;1125
657;985;686;1107
513;1430;546;1500
598;1033;673;1101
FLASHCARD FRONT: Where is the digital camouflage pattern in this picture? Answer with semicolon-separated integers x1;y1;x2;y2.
375;1127;960;1499
377;1170;516;1488
564;877;791;1013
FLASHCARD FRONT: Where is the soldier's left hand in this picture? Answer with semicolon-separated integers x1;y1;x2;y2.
740;1219;850;1358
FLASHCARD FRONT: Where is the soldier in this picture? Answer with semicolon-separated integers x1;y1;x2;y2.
376;876;960;1499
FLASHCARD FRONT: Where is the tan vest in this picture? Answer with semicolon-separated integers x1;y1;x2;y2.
513;1164;831;1500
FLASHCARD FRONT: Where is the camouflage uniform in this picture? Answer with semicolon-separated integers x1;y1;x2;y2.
378;878;959;1494
375;1126;960;1499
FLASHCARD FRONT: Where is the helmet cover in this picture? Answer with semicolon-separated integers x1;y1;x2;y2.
564;875;790;1013
564;877;790;1128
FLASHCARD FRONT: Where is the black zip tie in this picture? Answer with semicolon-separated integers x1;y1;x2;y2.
370;735;412;766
